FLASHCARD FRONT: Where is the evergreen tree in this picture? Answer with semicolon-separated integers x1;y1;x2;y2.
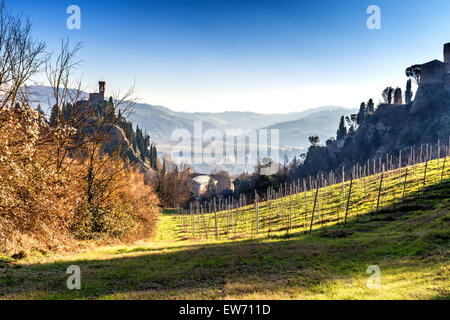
336;115;347;140
132;133;137;152
394;87;403;105
153;145;158;169
150;145;154;168
290;156;299;170
142;132;150;162
36;104;45;117
135;125;145;160
367;99;375;114
405;64;421;84
206;178;218;199
382;87;394;104
49;105;59;127
62;103;74;122
405;79;413;104
356;102;366;125
308;135;320;146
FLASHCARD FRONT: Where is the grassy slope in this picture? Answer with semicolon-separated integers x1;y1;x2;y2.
178;158;450;241
0;161;449;300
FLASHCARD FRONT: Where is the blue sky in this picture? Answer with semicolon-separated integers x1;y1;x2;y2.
9;0;450;113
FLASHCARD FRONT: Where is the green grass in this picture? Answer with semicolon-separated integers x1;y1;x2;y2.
0;159;449;300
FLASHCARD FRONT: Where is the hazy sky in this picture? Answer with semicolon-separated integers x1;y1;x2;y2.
9;0;450;113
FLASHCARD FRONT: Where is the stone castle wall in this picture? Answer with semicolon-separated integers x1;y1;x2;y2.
445;73;450;91
420;62;448;85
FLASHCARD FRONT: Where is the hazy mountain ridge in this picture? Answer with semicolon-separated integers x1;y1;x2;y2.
131;104;355;146
27;85;358;174
28;85;354;148
264;107;358;148
26;85;88;112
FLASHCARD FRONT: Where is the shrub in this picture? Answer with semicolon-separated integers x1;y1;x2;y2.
0;105;160;255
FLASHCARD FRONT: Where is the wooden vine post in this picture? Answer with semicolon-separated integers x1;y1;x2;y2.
190;203;195;239
421;159;428;198
402;168;408;205
226;199;230;239
214;199;218;240
202;205;208;239
309;181;320;234
342;166;345;207
304;179;308;229
441;156;447;185
255;190;259;235
289;185;293;232
375;173;384;216
344;175;353;225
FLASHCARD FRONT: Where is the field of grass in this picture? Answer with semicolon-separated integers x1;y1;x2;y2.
0;159;449;299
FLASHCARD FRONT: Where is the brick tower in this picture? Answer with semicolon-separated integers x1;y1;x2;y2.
98;81;106;100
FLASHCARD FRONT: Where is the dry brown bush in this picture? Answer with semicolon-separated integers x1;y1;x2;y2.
0;105;78;253
70;156;160;242
152;157;192;208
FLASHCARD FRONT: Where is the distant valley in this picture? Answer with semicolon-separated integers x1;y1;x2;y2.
29;85;356;173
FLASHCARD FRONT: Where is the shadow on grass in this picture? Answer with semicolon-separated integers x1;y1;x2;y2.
162;208;182;216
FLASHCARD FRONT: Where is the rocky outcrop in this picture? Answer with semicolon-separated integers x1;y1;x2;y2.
296;91;450;178
103;125;154;177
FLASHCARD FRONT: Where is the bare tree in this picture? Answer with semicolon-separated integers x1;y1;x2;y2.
0;1;46;110
0;1;159;247
44;39;139;230
152;156;192;207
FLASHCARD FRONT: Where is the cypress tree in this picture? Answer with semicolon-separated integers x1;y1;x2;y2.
367;99;375;114
337;116;347;140
356;102;366;125
49;105;59;127
36;104;45;116
405;79;413;104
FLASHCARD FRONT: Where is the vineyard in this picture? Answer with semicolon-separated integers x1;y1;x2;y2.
176;143;450;241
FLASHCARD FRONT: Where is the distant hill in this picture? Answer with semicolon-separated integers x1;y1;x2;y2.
27;85;356;174
128;103;354;144
124;104;356;174
27;85;354;146
26;85;88;113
